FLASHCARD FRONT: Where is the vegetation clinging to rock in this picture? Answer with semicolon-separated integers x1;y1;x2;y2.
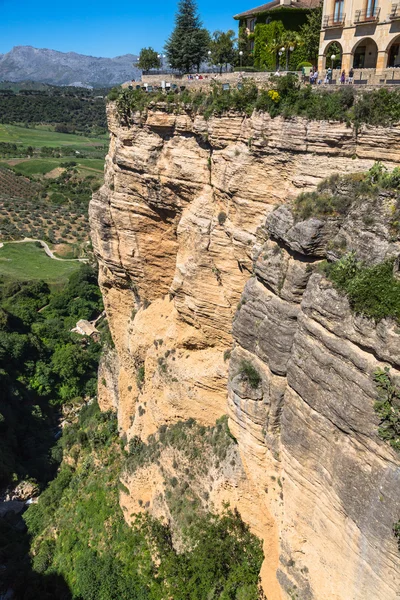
22;405;263;600
373;367;400;452
325;255;400;323
239;361;262;389
126;415;237;474
112;76;400;127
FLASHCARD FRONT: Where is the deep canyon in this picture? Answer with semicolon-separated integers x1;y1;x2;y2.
89;103;400;600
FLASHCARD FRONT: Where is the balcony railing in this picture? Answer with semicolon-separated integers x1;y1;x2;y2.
389;3;400;18
354;6;381;23
322;14;346;27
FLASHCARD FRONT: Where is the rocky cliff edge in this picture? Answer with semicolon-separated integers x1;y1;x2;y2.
89;103;400;600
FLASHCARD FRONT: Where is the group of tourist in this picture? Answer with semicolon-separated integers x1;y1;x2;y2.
187;73;208;80
303;65;355;85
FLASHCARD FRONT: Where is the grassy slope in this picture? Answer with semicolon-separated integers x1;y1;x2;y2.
10;158;105;176
0;124;107;148
0;242;80;284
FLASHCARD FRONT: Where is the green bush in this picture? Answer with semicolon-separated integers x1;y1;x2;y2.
223;349;231;361
136;364;145;388
107;86;122;101
325;255;400;323
240;361;262;389
293;188;352;221
297;61;312;70
373;367;400;452
292;166;399;222
394;521;400;550
218;211;227;225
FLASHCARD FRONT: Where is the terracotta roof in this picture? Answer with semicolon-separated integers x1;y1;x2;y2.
234;0;320;19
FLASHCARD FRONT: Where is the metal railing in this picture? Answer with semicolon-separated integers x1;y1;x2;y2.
141;68;182;76
354;6;380;22
389;3;400;18
322;13;346;27
141;66;232;76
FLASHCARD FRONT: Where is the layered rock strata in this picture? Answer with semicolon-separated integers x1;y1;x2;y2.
89;103;400;600
229;191;400;599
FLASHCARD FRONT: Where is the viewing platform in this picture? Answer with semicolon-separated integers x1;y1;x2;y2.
132;68;400;90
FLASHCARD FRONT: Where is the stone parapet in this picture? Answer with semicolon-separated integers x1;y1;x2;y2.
138;69;400;89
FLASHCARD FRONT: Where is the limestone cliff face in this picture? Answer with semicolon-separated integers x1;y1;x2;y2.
89;103;400;600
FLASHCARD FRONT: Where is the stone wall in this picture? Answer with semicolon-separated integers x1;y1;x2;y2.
139;68;400;88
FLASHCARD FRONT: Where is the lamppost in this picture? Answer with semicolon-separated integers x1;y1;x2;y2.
278;49;283;71
208;49;212;72
331;54;336;69
280;47;285;72
239;50;243;70
286;45;294;71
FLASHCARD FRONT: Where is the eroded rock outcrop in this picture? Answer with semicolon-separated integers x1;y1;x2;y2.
89;103;400;599
230;193;400;598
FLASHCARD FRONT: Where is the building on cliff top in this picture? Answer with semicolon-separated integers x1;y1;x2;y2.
318;0;400;72
234;0;320;66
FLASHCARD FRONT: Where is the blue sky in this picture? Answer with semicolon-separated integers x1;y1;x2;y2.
0;0;250;57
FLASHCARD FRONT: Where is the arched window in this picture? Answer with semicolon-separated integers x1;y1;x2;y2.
387;36;400;68
324;41;343;69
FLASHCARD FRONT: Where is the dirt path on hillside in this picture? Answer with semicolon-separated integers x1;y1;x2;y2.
0;238;88;262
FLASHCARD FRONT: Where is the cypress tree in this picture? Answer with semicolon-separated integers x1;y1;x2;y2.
165;0;210;73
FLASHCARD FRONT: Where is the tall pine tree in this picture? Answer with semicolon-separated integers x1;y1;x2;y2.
165;0;210;73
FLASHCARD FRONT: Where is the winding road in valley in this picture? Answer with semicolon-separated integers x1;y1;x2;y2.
0;238;88;262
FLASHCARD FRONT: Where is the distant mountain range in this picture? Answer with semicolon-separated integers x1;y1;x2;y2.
0;46;141;88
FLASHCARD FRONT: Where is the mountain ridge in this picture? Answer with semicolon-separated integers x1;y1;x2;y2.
0;45;141;87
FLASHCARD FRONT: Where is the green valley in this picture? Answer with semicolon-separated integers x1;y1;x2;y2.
0;243;81;285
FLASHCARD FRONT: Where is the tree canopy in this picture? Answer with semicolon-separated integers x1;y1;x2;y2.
299;2;323;65
165;0;210;73
208;30;237;74
136;47;160;72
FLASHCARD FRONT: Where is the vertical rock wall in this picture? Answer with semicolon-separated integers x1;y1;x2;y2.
89;103;400;599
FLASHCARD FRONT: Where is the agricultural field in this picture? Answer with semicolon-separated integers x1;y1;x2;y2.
0;166;95;248
0;123;108;148
0;166;42;198
0;121;107;258
10;158;105;177
0;242;81;284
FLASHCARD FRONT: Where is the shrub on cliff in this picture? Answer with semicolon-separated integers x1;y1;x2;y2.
293;188;352;221
354;88;400;128
113;77;400;128
373;367;400;452
394;521;400;550
326;255;400;323
240;361;262;389
292;165;400;222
